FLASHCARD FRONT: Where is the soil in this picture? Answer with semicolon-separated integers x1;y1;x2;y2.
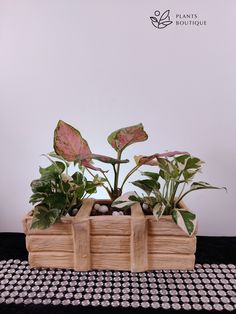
90;203;131;216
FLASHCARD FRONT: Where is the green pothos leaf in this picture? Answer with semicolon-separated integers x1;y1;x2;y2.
153;203;165;220
172;208;197;236
141;171;159;181
31;206;60;229
131;179;160;196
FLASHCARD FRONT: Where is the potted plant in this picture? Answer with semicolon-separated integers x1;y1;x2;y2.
23;120;224;272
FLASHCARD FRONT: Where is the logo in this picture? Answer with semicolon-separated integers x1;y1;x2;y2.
150;10;207;29
150;10;173;29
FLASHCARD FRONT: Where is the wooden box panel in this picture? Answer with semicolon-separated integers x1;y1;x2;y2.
90;216;131;235
91;253;130;270
29;252;74;269
26;235;73;252
148;235;196;254
91;235;130;253
148;253;195;270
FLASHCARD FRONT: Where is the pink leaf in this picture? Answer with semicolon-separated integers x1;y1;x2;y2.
81;160;108;173
134;151;190;166
91;154;129;165
107;123;148;153
54;120;92;162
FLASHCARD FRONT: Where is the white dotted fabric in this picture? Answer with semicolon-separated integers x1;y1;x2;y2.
0;259;236;311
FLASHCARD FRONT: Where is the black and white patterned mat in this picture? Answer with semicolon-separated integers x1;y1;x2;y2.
0;259;236;311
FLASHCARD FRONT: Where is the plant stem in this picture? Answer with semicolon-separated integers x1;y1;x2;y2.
120;164;141;191
114;151;122;193
102;171;113;192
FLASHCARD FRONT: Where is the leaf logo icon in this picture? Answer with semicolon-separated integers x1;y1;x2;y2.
150;10;173;29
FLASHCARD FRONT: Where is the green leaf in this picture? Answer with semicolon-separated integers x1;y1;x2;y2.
30;179;51;193
157;158;179;178
141;171;159;181
39;162;65;181
29;193;46;205
44;193;67;210
31;206;60;229
178;181;227;203
48;151;70;167
172;208;197;236
85;181;97;195
181;156;203;181
153;203;165;220
75;185;86;199
132;179;160;195
72;172;85;185
112;192;139;210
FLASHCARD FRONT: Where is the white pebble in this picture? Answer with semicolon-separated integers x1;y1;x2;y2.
72;208;79;216
99;205;109;213
142;203;149;210
119;211;124;216
112;211;120;216
94;204;100;210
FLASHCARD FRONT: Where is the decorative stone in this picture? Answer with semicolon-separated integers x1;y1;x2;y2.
99;205;109;213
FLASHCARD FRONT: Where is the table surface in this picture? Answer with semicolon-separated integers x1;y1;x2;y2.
0;233;235;314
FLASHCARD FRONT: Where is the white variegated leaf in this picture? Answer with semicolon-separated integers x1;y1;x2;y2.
111;191;139;210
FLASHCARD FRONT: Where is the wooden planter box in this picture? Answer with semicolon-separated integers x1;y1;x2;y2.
23;199;197;272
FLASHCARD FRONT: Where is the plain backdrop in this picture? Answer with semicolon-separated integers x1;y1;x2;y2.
0;0;235;235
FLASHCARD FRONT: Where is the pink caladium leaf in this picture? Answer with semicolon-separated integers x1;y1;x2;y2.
107;123;148;153
81;160;108;173
91;154;129;165
54;120;92;162
54;120;128;172
134;151;190;166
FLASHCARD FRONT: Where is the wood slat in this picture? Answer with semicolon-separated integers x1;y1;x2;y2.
148;235;196;254
148;253;195;270
26;235;73;252
75;198;95;220
91;253;130;270
72;219;91;271
90;216;131;235
130;203;148;272
29;252;74;269
91;236;130;253
147;216;197;236
131;203;144;218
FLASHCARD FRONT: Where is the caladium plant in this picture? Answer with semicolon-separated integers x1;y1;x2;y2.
112;152;226;236
53;120;148;200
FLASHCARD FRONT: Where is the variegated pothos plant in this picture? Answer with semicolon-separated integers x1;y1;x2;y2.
112;152;226;235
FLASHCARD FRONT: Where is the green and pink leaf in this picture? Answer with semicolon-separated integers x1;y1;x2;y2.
107;123;148;153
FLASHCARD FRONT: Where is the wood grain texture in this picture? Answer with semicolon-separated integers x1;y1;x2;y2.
148;235;196;254
75;198;95;220
24;218;72;235
147;216;197;236
91;253;130;270
148;253;195;270
91;236;130;253
29;252;74;269
90;216;131;235
130;203;148;272
72;219;91;271
26;235;73;252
